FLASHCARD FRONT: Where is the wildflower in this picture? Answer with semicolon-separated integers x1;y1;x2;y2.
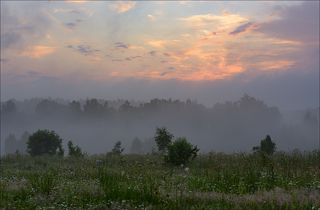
184;167;189;172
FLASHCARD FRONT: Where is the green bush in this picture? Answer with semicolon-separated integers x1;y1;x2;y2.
253;135;276;155
27;129;64;156
165;137;199;166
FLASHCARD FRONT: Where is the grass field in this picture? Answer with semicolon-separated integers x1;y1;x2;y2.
1;151;319;210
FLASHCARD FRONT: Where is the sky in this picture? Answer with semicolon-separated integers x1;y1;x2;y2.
1;1;319;110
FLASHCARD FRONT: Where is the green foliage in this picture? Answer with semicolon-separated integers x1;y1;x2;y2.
27;129;64;156
68;140;84;157
154;127;174;153
112;141;124;155
253;135;276;155
166;137;199;165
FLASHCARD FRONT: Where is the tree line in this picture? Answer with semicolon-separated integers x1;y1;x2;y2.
1;94;318;153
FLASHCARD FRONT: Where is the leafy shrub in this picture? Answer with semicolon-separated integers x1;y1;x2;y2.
165;137;199;165
27;129;64;156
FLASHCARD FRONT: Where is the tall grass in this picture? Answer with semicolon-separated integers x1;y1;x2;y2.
1;151;319;209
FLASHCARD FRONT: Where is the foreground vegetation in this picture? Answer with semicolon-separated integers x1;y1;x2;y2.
1;151;319;210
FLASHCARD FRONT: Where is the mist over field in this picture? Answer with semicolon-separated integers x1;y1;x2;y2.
1;95;319;155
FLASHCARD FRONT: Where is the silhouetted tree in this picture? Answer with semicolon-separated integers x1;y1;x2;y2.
119;100;133;112
83;98;104;116
69;100;82;114
253;135;276;155
67;140;84;157
165;137;199;165
27;130;64;156
35;99;66;115
112;141;124;155
1;100;17;115
154;127;174;153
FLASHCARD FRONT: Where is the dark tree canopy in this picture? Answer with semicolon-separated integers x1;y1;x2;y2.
1;100;17;115
68;140;84;157
27;130;64;156
112;141;124;155
154;127;174;153
166;137;199;166
35;99;66;115
253;135;276;155
69;100;82;114
83;99;105;116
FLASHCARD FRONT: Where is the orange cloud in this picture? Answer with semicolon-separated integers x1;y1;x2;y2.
109;1;136;13
104;11;302;82
147;40;168;48
252;60;295;71
180;13;248;31
19;45;56;58
64;0;87;3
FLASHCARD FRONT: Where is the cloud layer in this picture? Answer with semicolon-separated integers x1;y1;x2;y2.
1;1;318;110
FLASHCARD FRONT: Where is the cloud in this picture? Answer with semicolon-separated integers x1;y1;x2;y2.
109;1;136;13
180;13;248;30
67;45;100;56
53;8;81;14
53;8;94;17
65;0;87;4
1;2;52;51
229;22;257;35
258;2;319;42
148;51;157;56
0;58;9;63
114;42;129;49
147;14;155;21
65;22;77;29
1;32;21;49
147;40;167;48
125;56;142;61
19;45;56;58
64;19;82;29
112;59;122;62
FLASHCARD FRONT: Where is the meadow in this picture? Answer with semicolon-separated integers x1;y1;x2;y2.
1;151;319;210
